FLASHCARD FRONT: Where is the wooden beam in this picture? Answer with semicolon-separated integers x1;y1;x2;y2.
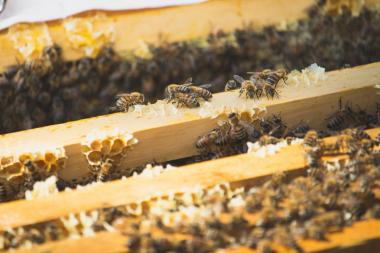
0;127;378;231
12;219;380;253
0;62;379;181
0;0;314;70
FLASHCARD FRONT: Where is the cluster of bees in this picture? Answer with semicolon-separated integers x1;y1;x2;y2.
1;0;380;133
0;149;67;202
118;129;380;253
195;100;379;161
1;126;379;251
225;69;287;99
112;67;286;112
111;77;213;111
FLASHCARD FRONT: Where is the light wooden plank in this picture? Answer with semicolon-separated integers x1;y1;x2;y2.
0;62;379;180
0;128;378;231
0;0;314;70
12;219;380;253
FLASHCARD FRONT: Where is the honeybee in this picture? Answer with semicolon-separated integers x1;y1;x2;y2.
228;113;247;143
272;226;303;253
225;79;239;91
196;121;231;155
111;92;145;112
325;98;356;131
42;44;63;68
256;239;273;253
97;158;114;182
303;130;319;147
268;114;287;138
187;84;213;101
249;69;288;87
171;92;200;108
287;120;310;138
234;74;258;99
164;78;192;101
256;207;278;228
336;134;359;155
0;177;14;202
305;146;322;172
196;131;219;152
258;135;281;146
249;71;282;99
304;220;326;240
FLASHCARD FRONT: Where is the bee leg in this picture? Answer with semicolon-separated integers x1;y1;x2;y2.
239;89;244;97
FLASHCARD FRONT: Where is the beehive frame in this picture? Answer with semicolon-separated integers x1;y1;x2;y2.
1;0;380;252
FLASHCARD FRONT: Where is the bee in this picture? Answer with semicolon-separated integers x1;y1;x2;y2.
43;223;65;241
172;92;200;108
97;159;114;182
256;239;273;253
268;114;287;138
188;85;213;101
326;98;356;131
111;92;145;112
304;220;326;240
126;235;141;251
287;120;310;138
303;130;319;147
272;226;304;253
196;131;219;152
0;177;15;202
43;44;63;66
196;121;231;156
23;160;38;191
248;71;281;99
342;127;371;141
366;204;380;219
256;207;278;228
234;74;258;99
164;78;192;101
336;134;359;155
96;46;119;76
374;133;380;147
225;79;239;91
305;146;322;175
258;135;281;146
249;69;288;87
228;113;247;143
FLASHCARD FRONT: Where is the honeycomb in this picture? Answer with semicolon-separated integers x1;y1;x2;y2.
81;130;138;179
0;148;67;180
63;13;115;57
7;23;52;60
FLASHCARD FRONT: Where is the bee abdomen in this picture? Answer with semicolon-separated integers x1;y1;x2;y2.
0;183;7;202
327;115;345;130
230;127;247;143
266;75;280;86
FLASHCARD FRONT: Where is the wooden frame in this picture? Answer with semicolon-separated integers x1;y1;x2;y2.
0;62;379;180
0;127;378;230
0;0;315;70
13;220;380;253
3;127;380;253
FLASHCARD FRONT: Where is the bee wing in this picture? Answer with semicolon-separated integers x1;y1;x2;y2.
183;77;193;85
199;83;213;91
115;93;129;98
233;74;245;84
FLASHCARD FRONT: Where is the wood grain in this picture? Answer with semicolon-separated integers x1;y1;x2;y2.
0;0;314;70
0;62;379;180
12;199;380;253
0;128;378;231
